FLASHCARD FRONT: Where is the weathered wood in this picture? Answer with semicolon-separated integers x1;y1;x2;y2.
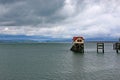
113;42;120;53
97;43;104;53
71;43;84;53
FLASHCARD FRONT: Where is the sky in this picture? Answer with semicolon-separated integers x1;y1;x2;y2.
0;0;120;39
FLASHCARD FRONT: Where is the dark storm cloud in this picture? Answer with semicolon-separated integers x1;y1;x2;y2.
0;0;65;26
0;0;24;4
27;0;64;16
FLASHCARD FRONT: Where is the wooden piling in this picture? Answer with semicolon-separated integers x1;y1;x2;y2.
113;43;120;53
97;43;104;53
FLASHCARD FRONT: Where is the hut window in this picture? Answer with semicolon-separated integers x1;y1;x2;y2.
77;39;82;42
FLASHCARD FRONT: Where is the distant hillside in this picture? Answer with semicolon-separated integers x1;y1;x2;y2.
0;34;72;43
0;34;119;43
85;37;118;42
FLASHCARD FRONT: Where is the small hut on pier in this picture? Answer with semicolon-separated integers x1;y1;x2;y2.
70;36;84;53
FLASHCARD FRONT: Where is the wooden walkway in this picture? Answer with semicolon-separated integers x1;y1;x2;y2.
96;42;120;53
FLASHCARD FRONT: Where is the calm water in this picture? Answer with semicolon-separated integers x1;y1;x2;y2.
0;43;120;80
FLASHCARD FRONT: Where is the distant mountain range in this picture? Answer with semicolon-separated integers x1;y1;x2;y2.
0;34;72;43
0;34;119;43
86;37;119;42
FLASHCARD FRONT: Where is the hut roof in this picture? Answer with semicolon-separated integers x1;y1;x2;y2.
73;36;84;41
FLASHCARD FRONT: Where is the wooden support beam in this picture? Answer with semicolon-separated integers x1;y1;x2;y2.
115;43;120;53
97;43;104;53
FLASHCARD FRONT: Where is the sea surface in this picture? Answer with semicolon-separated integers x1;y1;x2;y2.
0;42;120;80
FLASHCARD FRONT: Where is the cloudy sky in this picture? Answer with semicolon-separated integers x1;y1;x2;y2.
0;0;120;39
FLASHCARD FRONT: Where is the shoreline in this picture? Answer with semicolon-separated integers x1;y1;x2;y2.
0;41;119;44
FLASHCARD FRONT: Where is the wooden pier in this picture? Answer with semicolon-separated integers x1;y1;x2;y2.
97;43;104;53
71;42;120;53
70;37;120;53
113;42;120;53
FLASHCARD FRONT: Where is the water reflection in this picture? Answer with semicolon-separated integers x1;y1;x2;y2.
72;53;84;70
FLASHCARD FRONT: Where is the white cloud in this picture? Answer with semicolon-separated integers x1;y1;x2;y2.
0;26;66;38
0;0;120;39
58;0;77;17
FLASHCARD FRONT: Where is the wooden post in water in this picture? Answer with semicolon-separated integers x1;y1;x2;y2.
116;38;120;53
113;43;120;53
97;43;104;53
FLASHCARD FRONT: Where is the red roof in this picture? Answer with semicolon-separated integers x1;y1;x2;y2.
73;36;84;41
